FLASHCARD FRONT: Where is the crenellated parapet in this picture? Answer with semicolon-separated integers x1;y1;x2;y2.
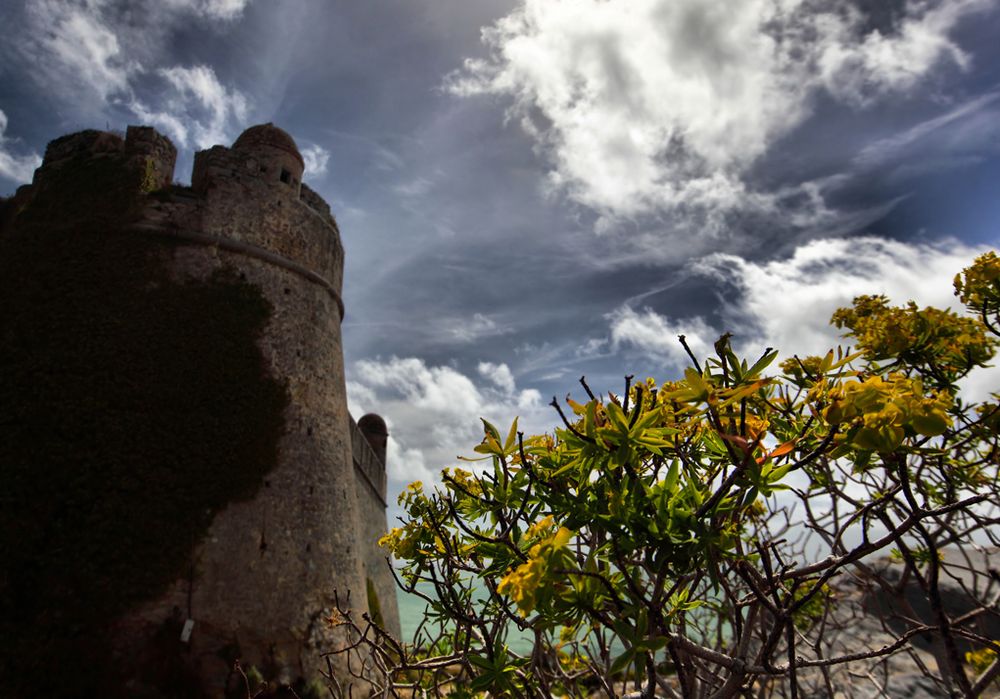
178;124;344;298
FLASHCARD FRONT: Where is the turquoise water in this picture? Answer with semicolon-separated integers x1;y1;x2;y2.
393;583;536;655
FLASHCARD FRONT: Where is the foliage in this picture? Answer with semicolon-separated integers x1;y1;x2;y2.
332;252;1000;699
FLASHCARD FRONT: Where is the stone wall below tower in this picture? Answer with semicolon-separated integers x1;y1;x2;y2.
351;417;401;640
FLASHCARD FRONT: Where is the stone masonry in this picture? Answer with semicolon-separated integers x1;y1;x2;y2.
0;123;400;696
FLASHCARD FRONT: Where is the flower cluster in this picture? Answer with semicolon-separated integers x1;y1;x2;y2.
497;516;573;616
832;295;995;382
822;374;952;452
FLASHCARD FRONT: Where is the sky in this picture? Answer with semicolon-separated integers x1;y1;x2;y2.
1;0;999;515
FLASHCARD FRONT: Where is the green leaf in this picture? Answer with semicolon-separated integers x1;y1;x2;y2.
605;400;630;433
745;348;779;379
504;417;519;452
481;418;501;443
610;648;636;676
664;460;680;493
468;654;493;671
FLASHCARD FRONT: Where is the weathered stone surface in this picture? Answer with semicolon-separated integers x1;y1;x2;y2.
0;123;398;697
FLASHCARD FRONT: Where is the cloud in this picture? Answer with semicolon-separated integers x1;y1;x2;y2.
696;236;988;358
853;90;1000;173
131;65;249;149
448;0;988;224
346;356;552;508
163;0;251;21
20;0;134;111
609;307;715;368
10;1;251;148
0;110;42;185
478;361;516;394
301;144;330;177
437;312;512;344
816;0;983;105
606;236;999;401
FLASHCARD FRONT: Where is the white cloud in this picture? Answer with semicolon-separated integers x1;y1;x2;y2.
12;1;251;148
437;312;512;344
816;0;982;105
606;236;999;401
449;0;988;223
478;361;516;394
0;110;42;185
21;0;134;111
696;236;987;358
163;0;251;21
301;144;330;177
131;65;249;149
347;356;552;511
610;307;715;368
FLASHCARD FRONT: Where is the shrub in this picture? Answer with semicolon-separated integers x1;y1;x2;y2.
333;253;1000;699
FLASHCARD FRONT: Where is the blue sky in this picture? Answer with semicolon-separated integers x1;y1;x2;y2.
1;0;998;508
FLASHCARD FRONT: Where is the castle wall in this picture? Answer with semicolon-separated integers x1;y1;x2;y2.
350;418;402;639
0;124;399;696
118;238;364;690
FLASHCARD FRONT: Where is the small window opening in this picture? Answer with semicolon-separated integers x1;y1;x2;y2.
280;168;291;184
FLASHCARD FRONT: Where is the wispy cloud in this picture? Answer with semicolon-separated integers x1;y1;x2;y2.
10;1;253;148
436;312;512;344
130;65;249;149
19;0;135;112
0;110;42;186
854;90;1000;171
163;0;251;21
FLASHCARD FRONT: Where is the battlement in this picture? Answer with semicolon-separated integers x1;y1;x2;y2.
25;123;345;299
351;415;389;505
34;127;177;193
192;122;305;199
124;125;176;191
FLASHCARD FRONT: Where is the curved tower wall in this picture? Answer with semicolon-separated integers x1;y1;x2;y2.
2;123;399;694
132;124;383;688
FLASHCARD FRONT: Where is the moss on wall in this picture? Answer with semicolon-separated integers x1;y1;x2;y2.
366;577;385;629
0;153;290;697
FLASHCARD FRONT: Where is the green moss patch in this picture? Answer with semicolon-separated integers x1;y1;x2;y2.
0;154;289;697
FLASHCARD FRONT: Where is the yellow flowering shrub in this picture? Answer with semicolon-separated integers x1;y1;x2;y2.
360;253;1000;699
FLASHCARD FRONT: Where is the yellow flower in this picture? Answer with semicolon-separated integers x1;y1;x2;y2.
499;525;573;616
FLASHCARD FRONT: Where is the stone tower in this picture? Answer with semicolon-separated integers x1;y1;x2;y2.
0;124;400;697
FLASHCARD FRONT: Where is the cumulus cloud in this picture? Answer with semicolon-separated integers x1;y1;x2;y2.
608;236;999;401
695;237;986;355
478;361;516;394
0;110;42;185
301;144;330;177
448;0;989;224
347;356;551;509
